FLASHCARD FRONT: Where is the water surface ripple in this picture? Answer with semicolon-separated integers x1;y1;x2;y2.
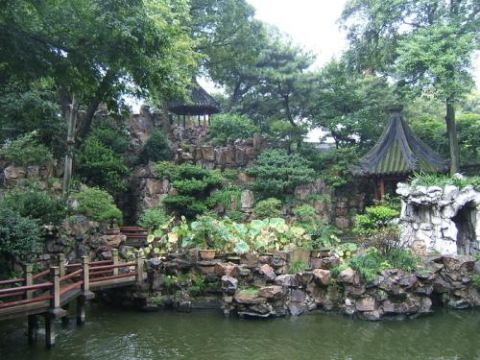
1;305;480;360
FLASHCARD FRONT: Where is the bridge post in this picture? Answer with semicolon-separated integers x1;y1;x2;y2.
50;266;61;311
77;255;94;326
136;252;145;285
25;264;38;344
112;249;119;276
24;264;33;300
27;315;38;345
58;253;66;277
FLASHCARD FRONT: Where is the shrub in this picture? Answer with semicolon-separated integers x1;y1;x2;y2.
76;137;128;193
353;205;399;237
3;132;53;166
138;207;169;231
0;206;42;270
353;205;400;253
2;187;66;225
253;198;282;219
246;149;315;199
72;187;123;223
139;129;173;164
206;186;241;211
153;163;224;218
288;260;308;274
348;247;418;283
90;124;129;154
207;113;257;145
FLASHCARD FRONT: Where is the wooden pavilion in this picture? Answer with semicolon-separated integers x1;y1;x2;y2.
167;78;220;128
352;106;449;199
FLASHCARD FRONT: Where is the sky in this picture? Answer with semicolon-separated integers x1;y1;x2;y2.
245;0;480;84
246;0;348;69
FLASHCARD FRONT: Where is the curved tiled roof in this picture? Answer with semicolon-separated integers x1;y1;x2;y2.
352;106;449;176
167;78;220;116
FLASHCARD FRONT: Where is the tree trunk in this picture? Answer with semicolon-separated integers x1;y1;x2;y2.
77;70;116;141
445;98;460;175
63;95;78;196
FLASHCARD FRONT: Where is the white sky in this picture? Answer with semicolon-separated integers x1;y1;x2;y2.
246;0;348;69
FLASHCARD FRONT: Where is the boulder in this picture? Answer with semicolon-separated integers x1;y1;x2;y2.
234;290;265;304
214;262;239;277
339;268;360;285
221;275;238;295
241;190;255;211
259;264;276;281
4;165;26;186
355;296;376;312
258;285;284;299
312;269;331;286
274;274;298;288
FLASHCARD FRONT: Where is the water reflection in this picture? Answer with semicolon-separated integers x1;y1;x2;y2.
1;305;480;360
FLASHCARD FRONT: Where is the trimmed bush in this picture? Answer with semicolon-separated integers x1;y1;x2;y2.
3;132;52;166
138;207;169;230
72;187;123;224
139;129;173;164
253;198;282;219
76;137;128;193
208;113;257;145
0;206;42;269
2;187;66;225
153;163;224;219
246;149;315;199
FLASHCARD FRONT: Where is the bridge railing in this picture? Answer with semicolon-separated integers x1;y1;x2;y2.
0;251;144;313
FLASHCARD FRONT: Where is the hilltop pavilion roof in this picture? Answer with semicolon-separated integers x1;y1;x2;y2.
167;79;220;116
352;106;449;177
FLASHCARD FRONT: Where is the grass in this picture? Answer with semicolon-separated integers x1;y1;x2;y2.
411;172;480;190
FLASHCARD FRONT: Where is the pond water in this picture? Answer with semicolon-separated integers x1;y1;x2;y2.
1;305;480;360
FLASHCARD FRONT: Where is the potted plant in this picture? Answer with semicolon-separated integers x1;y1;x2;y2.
190;216;224;260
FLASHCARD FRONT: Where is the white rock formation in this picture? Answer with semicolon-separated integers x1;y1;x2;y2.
397;183;480;256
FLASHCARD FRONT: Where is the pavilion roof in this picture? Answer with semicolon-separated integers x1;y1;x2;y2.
352;106;449;177
167;79;220;116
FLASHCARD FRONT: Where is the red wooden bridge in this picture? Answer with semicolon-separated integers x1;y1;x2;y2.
0;250;145;348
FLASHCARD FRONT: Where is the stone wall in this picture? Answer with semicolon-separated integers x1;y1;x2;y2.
397;183;480;256
99;252;480;321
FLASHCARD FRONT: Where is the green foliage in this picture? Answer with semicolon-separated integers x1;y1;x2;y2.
3;132;53;166
288;260;308;274
153;163;224;218
348;248;418;283
208;113;257;145
90;122;129;154
72;187;122;224
206;186;241;211
302;147;359;189
267;120;308;152
138;207;169;231
253;198;282;219
310;224;342;250
152;216;312;256
1;0;196;139
0;81;64;155
2;186;66;226
0;206;42;268
471;274;480;289
411;173;480;191
353;205;400;237
139;129;173;164
76;137;128;193
456;114;480;165
246;149;315;199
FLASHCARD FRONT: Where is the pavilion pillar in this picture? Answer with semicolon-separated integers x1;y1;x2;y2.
377;178;385;201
